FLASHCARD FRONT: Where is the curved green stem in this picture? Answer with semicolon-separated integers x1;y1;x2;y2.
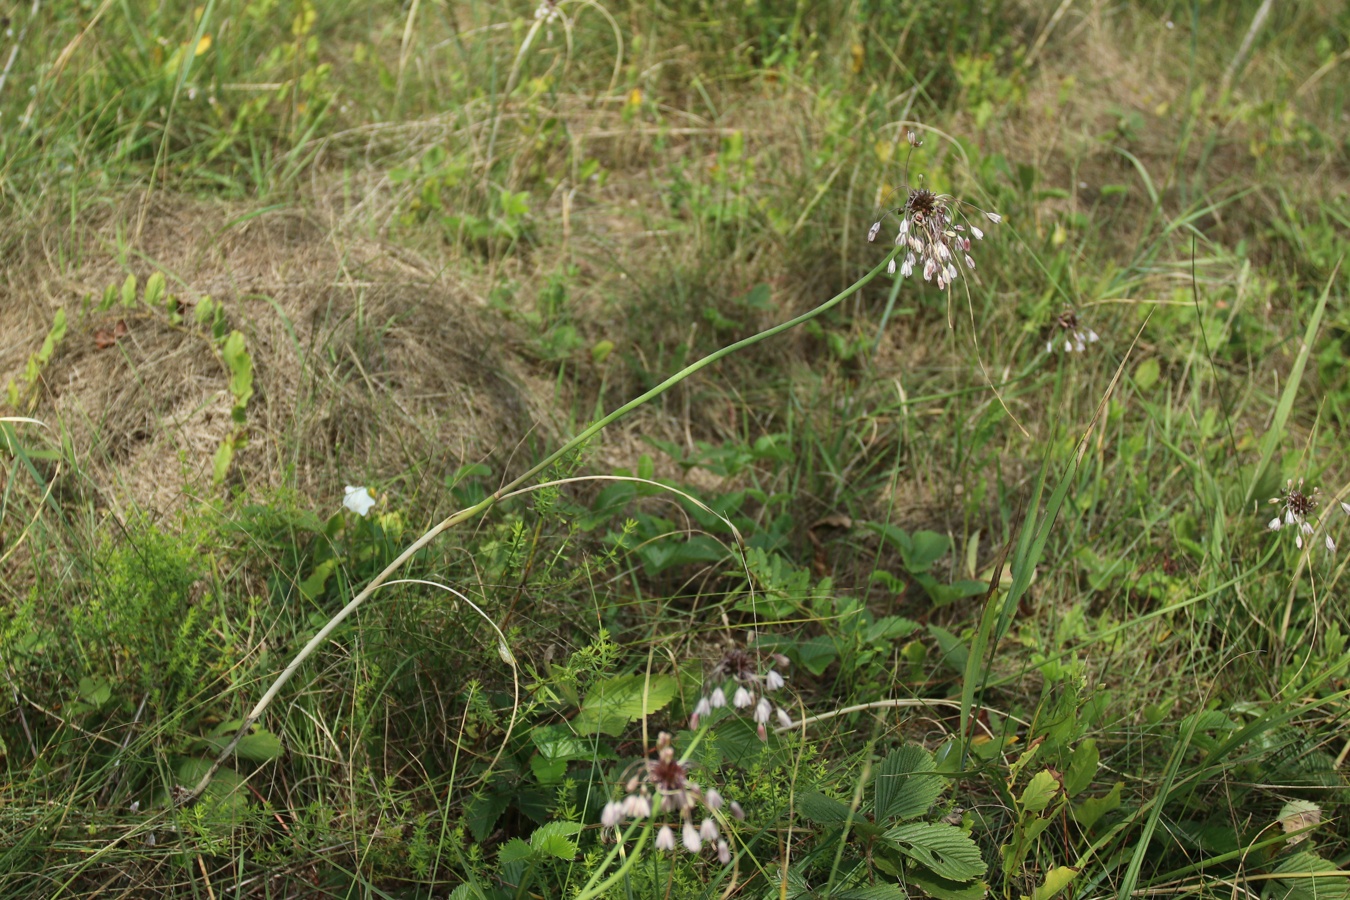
185;251;896;803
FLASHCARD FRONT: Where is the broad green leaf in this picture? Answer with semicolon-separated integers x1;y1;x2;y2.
144;271;166;308
1031;865;1078;900
1134;357;1160;391
531;821;582;860
873;745;944;822
904;868;989;900
235;729;283;762
795;790;851;826
531;724;592;761
1266;851;1350;900
529;754;568;784
1019;770;1060;813
121;273;137;307
1071;781;1122;829
884;821;987;882
572;674;677;735
222;330;254;410
212;437;236;486
497;838;532;864
794;636;838;676
464;791;511;843
1064;739;1098;798
836;886;910;899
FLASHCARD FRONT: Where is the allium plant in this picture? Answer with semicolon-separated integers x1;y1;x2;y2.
1046;310;1100;354
866;131;1000;291
690;635;794;740
599;732;742;864
1267;478;1344;553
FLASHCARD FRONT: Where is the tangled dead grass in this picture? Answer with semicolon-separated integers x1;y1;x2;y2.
0;195;562;516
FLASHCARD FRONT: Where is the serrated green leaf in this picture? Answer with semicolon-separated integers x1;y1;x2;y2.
235;729;283;762
904;867;989;900
796;790;852;826
1266;851;1350;900
497;837;532;863
1064;739;1098;798
836;886;911;899
464;791;510;843
572;674;677;735
884;822;987;882
531;724;593;761
873;745;944;822
531;821;583;860
1020;770;1060;813
1031;865;1078;900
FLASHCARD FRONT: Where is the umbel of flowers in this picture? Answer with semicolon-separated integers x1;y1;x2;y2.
599;732;743;863
690;637;794;741
1268;478;1349;553
867;131;1000;291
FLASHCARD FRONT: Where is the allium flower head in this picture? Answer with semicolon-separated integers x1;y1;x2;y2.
1267;478;1341;553
1046;310;1100;354
599;733;741;862
866;131;1000;292
689;635;795;740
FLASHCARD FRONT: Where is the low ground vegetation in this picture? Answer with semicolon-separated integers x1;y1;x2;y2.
2;1;1349;897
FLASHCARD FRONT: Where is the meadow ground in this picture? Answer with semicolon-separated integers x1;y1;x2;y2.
1;1;1349;897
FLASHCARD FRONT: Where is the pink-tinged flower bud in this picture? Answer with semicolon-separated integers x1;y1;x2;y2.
867;221;881;242
985;211;1002;223
887;258;896;275
730;801;745;820
704;788;723;810
1326;534;1337;552
964;254;976;269
1341;502;1349;515
682;821;702;853
757;722;768;741
899;217;910;236
655;825;676;852
718;840;732;864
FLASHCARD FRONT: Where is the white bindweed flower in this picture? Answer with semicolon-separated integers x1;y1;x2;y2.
343;485;376;516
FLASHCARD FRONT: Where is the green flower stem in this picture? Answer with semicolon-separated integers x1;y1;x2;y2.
185;251;897;803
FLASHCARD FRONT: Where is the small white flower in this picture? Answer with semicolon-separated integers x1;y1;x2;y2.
733;687;753;709
985;211;1002;223
704;788;723;811
601;801;623;828
776;708;793;729
970;225;984;240
343;485;376;516
710;687;726;709
765;670;784;691
624;794;651;818
1326;534;1337;553
899;217;910;236
1342;501;1350;515
754;697;772;724
682;821;702;853
717;840;731;864
887;258;897;275
1268;517;1282;531
964;254;976;269
655;825;676;852
694;697;712;718
699;818;719;841
729;801;745;820
868;221;881;242
900;254;915;277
